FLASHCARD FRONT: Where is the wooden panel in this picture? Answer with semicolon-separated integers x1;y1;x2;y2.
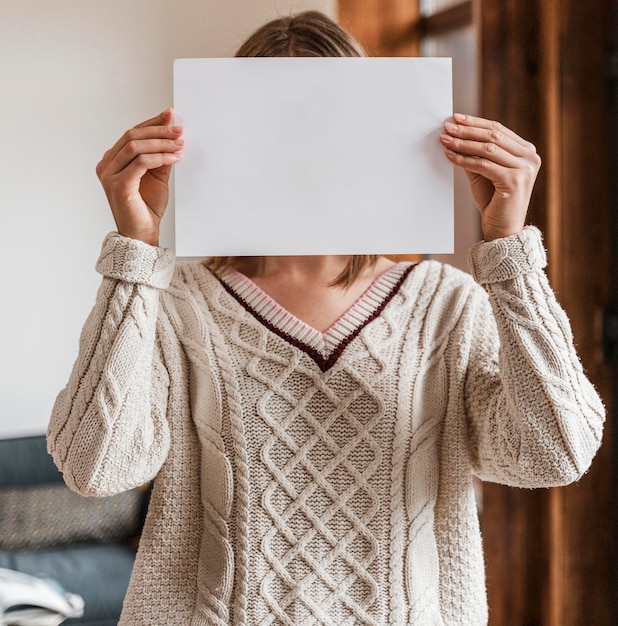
479;5;554;622
551;0;613;623
338;0;420;56
481;487;551;622
480;0;614;624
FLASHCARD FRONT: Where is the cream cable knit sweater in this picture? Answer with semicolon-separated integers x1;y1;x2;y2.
48;227;604;626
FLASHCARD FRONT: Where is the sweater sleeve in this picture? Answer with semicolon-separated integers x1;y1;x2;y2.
463;226;605;487
47;233;176;496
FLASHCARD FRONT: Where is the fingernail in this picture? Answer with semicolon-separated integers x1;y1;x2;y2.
173;139;185;146
440;133;454;143
444;122;457;133
445;148;456;158
170;125;183;133
453;113;466;122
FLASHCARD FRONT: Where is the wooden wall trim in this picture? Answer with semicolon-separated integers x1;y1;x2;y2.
539;0;563;288
420;1;473;37
539;4;564;623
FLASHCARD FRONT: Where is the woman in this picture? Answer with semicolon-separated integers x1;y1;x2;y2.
48;11;604;626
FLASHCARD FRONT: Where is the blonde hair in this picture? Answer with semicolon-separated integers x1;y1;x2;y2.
205;12;377;288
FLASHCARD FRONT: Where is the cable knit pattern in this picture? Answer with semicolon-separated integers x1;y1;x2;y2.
468;225;546;284
96;232;176;288
47;228;605;626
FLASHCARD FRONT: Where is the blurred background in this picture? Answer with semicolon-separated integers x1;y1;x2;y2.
0;0;615;623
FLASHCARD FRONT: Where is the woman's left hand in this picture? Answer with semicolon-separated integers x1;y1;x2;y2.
440;113;541;242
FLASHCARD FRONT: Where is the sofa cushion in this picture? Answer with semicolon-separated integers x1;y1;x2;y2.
0;435;149;551
0;435;63;487
0;543;136;625
0;483;145;551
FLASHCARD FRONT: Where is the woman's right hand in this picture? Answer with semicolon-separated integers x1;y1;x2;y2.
96;108;184;246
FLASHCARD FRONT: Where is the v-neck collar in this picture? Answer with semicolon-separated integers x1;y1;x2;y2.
213;262;416;372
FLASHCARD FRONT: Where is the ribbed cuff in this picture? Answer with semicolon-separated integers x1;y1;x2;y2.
95;232;176;289
468;226;547;285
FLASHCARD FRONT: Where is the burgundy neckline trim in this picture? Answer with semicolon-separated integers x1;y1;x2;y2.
214;264;416;372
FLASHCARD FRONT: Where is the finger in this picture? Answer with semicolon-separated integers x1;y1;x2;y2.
107;137;184;175
440;131;521;168
444;148;537;197
106;107;183;158
124;152;181;178
134;107;174;129
452;113;535;152
444;149;501;179
443;120;535;160
104;123;184;166
108;152;183;190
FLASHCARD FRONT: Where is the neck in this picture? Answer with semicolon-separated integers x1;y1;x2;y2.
227;254;398;333
237;255;352;286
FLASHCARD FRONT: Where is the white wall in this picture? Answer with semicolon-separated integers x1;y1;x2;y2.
0;0;335;437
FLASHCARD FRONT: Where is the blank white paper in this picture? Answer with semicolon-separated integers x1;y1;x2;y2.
173;57;453;256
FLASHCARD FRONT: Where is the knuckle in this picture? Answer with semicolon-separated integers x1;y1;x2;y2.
491;120;503;131
125;139;139;157
527;162;539;177
134;153;151;167
96;161;109;182
520;157;540;179
477;157;490;171
96;151;110;174
485;142;497;154
489;129;504;142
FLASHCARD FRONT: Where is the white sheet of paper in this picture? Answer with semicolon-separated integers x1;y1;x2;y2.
173;57;453;256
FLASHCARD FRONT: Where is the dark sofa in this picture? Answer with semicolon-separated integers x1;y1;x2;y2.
0;435;149;625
